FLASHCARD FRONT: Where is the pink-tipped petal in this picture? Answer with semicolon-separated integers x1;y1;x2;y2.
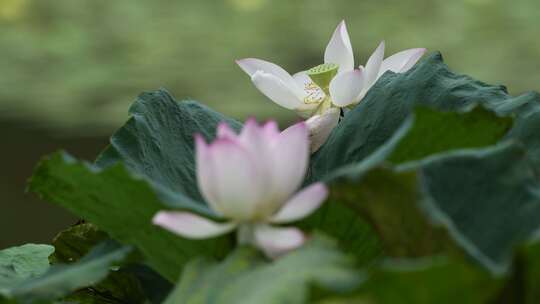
238;119;274;170
239;118;263;146
329;69;365;107
262;120;280;139
364;41;385;88
195;135;222;215
324;20;355;73
237;58;304;97
305;108;340;153
270;183;328;224
270;122;310;204
216;122;238;140
153;211;236;239
252;71;305;110
379;48;426;77
254;225;305;259
203;139;263;220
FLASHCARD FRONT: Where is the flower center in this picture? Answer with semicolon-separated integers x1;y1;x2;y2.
306;63;338;93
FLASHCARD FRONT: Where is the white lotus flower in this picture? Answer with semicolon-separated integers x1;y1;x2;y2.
236;20;426;152
152;119;328;258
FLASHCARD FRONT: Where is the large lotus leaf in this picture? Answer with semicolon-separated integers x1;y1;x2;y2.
164;235;361;304
324;167;458;260
318;135;540;273
95;89;242;212
303;105;510;261
417;142;540;273
306;53;540;273
29;152;232;282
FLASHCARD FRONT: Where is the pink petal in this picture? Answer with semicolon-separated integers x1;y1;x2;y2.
254;225;305;259
201;138;264;220
195;135;222;215
216;122;238;140
239;118;266;147
262;120;280;139
236;58;304;97
251;71;305;109
379;48;427;77
305;108;340;153
270;122;310;204
324;20;355;73
364;41;385;89
270;183;328;224
329;69;365;107
153;211;236;239
238;119;275;174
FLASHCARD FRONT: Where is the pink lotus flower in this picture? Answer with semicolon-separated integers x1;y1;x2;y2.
152;120;328;258
236;20;426;152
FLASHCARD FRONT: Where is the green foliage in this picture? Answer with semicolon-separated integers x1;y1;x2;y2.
10;241;131;303
0;244;53;297
523;241;540;303
416;142;540;273
328;168;457;259
95;89;242;209
29;152;232;282
164;235;361;304
310;52;515;181
0;240;132;303
24;51;540;302
388;106;512;164
318;257;502;304
49;223;107;264
51;223;170;304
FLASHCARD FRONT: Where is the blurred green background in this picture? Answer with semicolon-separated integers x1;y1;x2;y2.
1;0;539;248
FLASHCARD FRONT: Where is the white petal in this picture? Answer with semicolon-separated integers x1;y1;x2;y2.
251;71;305;110
305;108;340;153
363;41;385;89
329;69;365;107
270;183;328;223
379;48;427;77
203;138;263;220
236;58;304;97
324;20;354;73
254;225;305;259
270;122;310;204
293;71;313;88
153;211;236;239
